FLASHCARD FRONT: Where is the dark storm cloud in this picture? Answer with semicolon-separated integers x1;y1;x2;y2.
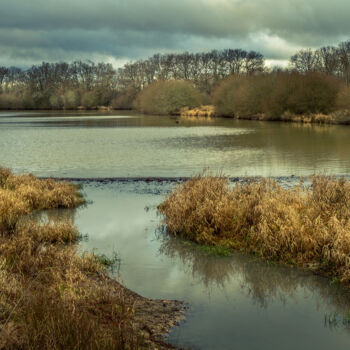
0;0;349;67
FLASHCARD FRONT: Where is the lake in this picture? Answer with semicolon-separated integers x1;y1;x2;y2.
1;110;350;178
2;111;350;350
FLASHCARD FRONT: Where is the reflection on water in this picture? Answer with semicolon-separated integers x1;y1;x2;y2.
159;234;350;313
2;110;350;177
43;181;350;350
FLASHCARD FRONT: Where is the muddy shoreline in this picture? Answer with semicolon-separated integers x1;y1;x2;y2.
100;276;188;349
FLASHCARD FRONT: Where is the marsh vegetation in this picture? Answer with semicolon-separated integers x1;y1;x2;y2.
0;168;183;349
159;175;350;286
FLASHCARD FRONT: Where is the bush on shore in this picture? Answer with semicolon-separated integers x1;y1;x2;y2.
212;72;342;119
0;88;116;110
134;80;204;115
159;175;350;285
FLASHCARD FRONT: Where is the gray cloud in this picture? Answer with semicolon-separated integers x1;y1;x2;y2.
0;0;349;67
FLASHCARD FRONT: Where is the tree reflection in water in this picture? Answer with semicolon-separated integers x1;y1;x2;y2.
158;231;350;329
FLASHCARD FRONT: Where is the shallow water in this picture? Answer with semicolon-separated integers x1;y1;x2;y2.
1;110;350;177
46;181;350;350
3;110;350;349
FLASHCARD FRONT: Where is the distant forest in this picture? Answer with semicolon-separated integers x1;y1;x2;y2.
1;39;350;112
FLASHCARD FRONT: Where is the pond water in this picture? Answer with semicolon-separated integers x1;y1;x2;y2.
49;181;350;350
1;111;350;177
2;111;350;349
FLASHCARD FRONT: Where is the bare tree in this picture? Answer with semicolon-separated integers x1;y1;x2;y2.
337;41;350;85
290;49;319;73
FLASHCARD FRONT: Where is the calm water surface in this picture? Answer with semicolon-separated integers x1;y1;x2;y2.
1;110;350;177
48;182;350;350
3;111;350;349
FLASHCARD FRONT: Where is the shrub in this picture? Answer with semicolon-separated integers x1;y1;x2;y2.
49;94;64;109
212;72;342;118
269;72;341;115
212;75;248;117
0;92;31;110
135;80;203;115
111;84;139;110
336;85;350;110
81;90;100;109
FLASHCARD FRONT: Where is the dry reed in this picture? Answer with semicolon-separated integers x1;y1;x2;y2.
0;167;184;349
0;168;142;349
159;175;350;285
180;105;216;118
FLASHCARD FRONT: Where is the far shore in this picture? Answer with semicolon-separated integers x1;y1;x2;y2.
2;106;350;126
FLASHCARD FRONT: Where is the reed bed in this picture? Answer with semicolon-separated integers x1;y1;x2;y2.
0;168;181;349
180;105;216;118
179;104;350;125
280;111;336;124
0;168;136;348
159;175;350;285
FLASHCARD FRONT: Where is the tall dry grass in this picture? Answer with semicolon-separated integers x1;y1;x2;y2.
0;168;144;349
0;168;84;233
159;175;350;285
180;105;216;118
134;80;203;115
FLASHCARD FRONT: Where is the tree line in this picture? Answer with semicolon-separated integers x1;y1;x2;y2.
0;39;350;111
0;61;117;109
290;40;350;84
0;49;264;109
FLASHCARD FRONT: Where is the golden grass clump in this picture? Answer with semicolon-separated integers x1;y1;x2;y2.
159;175;350;285
4;173;85;210
0;168;84;233
180;105;216;118
281;111;336;124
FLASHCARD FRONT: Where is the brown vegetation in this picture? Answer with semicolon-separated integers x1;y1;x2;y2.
134;80;203;115
212;72;342;119
1;39;350;113
180;105;216;118
0;168;184;349
159;175;350;286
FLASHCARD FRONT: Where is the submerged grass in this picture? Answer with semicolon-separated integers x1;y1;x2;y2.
0;168;146;349
159;174;350;286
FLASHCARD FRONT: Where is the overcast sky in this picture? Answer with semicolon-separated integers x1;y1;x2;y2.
0;0;349;68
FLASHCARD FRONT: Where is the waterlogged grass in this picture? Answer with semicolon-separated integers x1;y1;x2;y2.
172;238;232;257
159;174;350;286
94;251;121;267
324;311;350;330
196;244;232;257
0;168;143;349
